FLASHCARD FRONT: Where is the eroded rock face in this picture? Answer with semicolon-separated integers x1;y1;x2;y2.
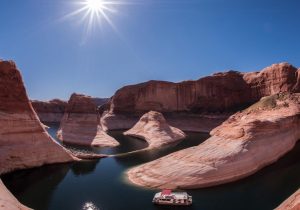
111;71;252;114
127;93;300;189
103;63;299;132
124;111;186;148
0;180;31;210
276;189;300;210
31;99;67;123
243;63;299;100
57;93;119;147
0;60;75;175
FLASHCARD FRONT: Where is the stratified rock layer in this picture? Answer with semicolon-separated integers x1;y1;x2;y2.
0;60;75;175
127;93;300;189
31;99;67;123
276;189;300;210
57;93;119;147
0;180;31;210
103;63;300;132
124;111;186;148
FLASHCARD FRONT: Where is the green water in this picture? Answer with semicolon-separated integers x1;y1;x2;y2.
2;124;300;210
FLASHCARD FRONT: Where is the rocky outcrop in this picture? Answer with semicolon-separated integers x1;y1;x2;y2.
127;93;300;189
243;63;299;100
0;180;31;210
31;98;109;124
103;63;300;132
0;60;76;175
31;99;67;123
124;111;186;149
276;189;300;210
57;93;119;147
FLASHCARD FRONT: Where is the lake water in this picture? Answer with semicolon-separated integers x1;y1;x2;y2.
2;123;300;210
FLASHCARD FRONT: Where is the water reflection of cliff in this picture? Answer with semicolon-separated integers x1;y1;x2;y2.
71;160;99;176
2;163;71;210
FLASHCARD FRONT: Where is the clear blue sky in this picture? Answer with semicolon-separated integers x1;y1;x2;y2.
1;0;300;100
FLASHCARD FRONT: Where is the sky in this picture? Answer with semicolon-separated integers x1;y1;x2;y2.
1;0;300;100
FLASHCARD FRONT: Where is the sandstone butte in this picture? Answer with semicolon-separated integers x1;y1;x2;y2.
127;93;300;189
31;97;109;124
124;111;186;149
0;60;76;209
102;63;300;132
276;189;300;210
31;99;67;123
57;93;119;147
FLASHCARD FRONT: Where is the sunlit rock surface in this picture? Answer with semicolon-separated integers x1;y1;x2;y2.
124;111;186;149
276;189;300;210
57;93;119;147
127;93;300;189
0;60;75;175
0;180;31;210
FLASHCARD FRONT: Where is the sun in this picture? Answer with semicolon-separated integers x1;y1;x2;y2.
61;0;123;37
85;0;107;13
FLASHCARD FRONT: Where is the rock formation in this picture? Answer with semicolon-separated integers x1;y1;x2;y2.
0;180;31;210
102;62;300;132
127;93;300;189
57;93;119;147
276;189;300;210
0;60;76;175
124;111;186;149
31;99;67;123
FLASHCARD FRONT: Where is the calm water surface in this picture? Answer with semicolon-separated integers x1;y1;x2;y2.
2;123;300;210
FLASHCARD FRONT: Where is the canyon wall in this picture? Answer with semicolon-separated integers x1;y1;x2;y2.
31;98;109;124
57;93;119;147
127;93;300;189
102;63;300;132
0;60;75;175
31;99;67;123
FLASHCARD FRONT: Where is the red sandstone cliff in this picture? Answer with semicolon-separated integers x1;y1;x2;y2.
0;60;76;175
57;93;119;147
31;99;67;123
102;62;300;131
127;93;300;189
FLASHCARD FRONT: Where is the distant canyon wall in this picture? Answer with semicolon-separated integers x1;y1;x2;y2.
31;99;67;123
102;63;300;131
31;98;109;124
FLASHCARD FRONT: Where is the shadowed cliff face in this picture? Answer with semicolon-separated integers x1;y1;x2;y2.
111;71;252;114
110;63;299;114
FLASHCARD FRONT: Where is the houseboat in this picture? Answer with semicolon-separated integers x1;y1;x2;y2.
152;189;192;206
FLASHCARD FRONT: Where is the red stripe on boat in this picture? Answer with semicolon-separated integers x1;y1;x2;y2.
161;189;172;195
